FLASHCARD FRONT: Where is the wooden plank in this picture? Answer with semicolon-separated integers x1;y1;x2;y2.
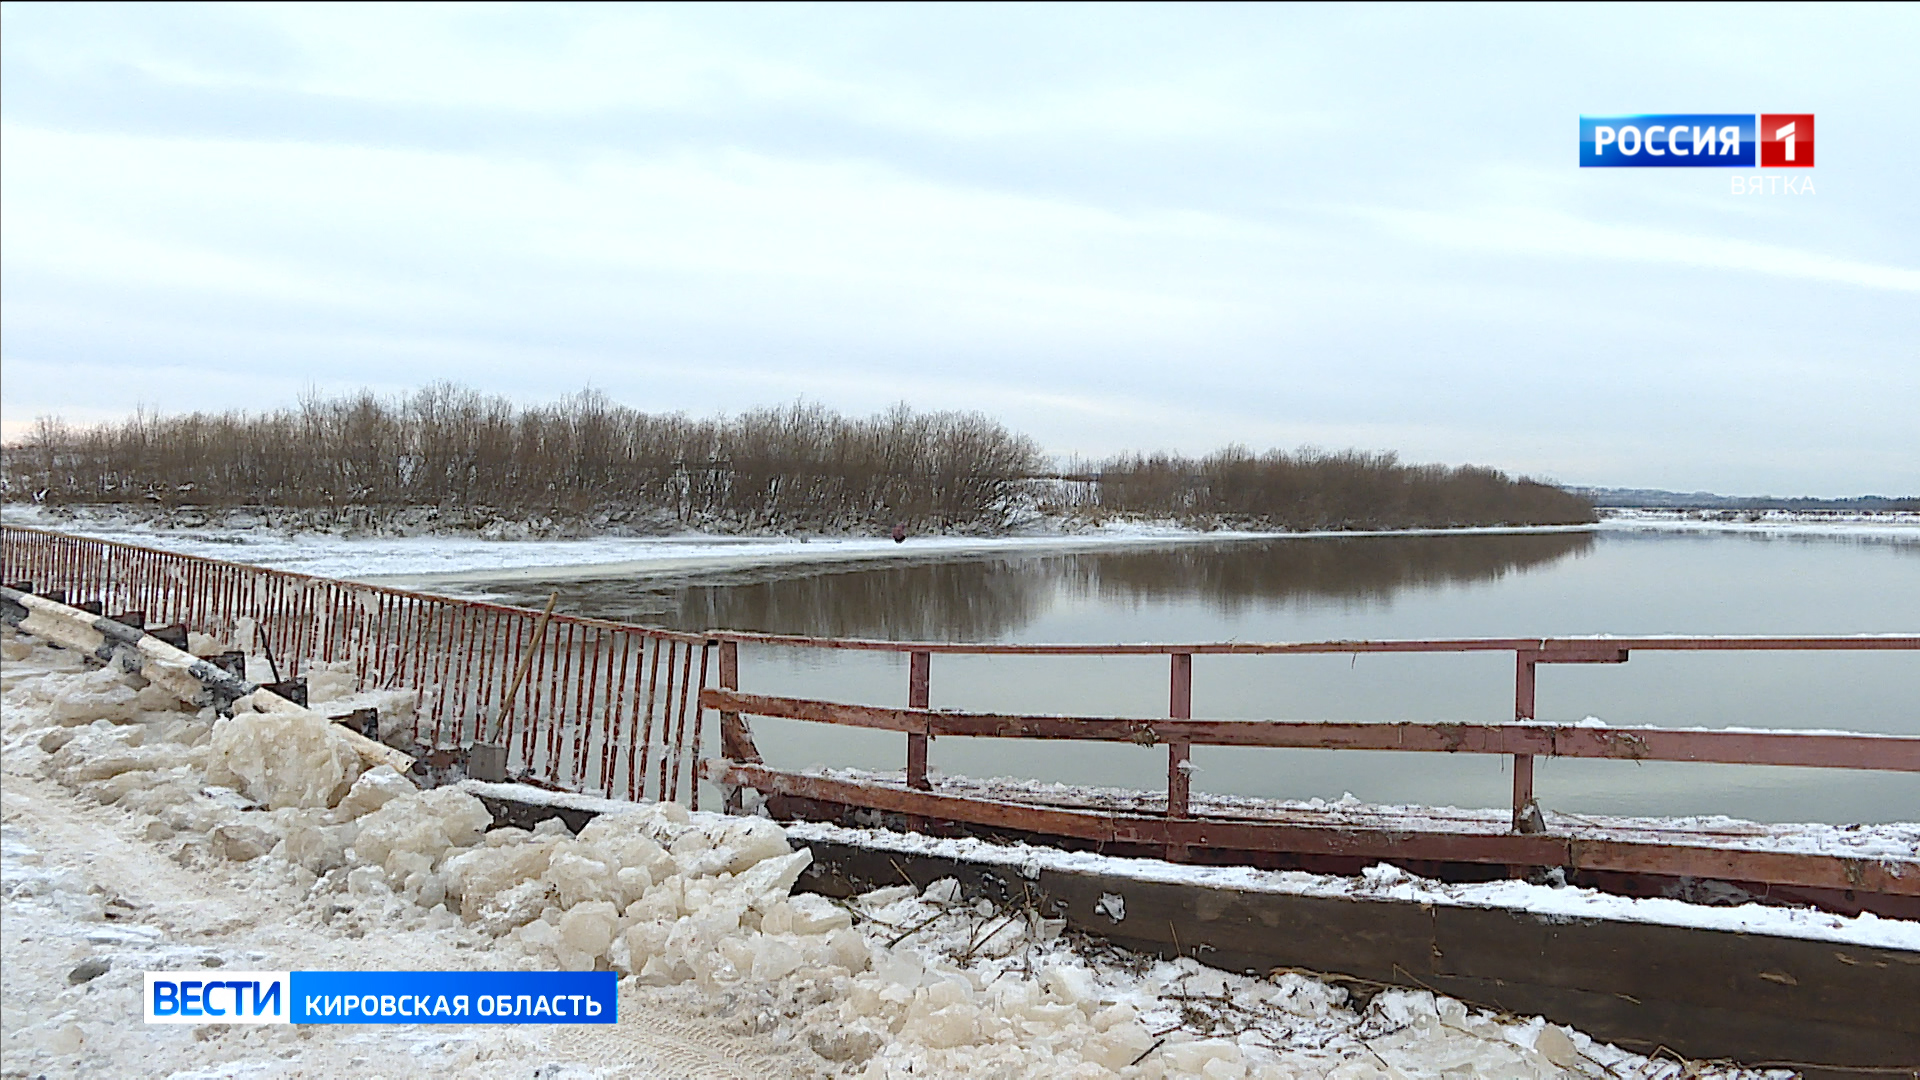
708;761;1920;897
797;837;1920;1078
1425;903;1920;1031
699;689;1920;771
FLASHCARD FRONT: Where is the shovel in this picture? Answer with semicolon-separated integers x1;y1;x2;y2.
468;591;557;782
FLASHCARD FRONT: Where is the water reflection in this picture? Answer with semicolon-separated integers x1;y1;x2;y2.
1064;532;1593;613
489;531;1593;640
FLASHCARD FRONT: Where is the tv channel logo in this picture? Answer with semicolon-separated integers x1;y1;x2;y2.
146;971;617;1025
1580;115;1813;168
146;972;290;1024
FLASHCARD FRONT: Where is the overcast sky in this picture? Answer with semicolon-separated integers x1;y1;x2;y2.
2;3;1915;496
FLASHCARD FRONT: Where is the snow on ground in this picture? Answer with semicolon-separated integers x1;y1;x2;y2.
2;630;1792;1079
1;503;1592;586
1598;508;1920;540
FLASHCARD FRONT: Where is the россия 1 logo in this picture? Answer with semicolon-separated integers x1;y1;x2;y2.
1580;115;1813;167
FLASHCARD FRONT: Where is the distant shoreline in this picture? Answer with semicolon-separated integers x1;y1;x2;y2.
1597;506;1920;538
7;503;1910;588
2;502;1597;585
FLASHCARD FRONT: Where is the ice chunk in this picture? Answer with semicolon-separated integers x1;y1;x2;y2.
118;776;199;815
637;952;690;986
205;703;363;809
874;951;927;991
1163;1040;1243;1072
750;935;806;981
854;885;918;909
347;865;389;896
908;1001;980;1049
613;866;654;907
575;813;674;881
474;878;557;937
445;838;560;921
1042;965;1099;1007
558;900;619;960
827;927;870;973
377;849;444;907
624;876;684;923
37;727;80;753
1084;1023;1156;1069
621;919;671;971
186;632;230;657
351;787;491;874
303;660;357;704
334;766;415;820
516;917;563;961
212;823;274;862
61;742;193;784
786;893;853;935
50;671;142;726
282;821;357;873
669;816;790;877
709;850;812;915
547;848;617;909
1532;1025;1580;1068
760;900;794;934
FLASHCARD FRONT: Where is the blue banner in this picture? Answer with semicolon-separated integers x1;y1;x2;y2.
290;971;617;1024
1580;114;1754;167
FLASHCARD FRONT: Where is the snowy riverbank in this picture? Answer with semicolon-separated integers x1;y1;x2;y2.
1598;507;1920;540
2;503;1597;586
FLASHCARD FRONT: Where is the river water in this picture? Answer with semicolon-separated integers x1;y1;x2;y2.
480;527;1919;825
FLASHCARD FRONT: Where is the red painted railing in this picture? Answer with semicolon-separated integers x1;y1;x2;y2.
1;525;711;805
696;630;1920;831
693;632;1918;900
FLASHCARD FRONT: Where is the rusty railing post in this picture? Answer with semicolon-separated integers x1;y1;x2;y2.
906;650;931;790
1166;652;1193;860
1513;648;1543;834
716;640;762;813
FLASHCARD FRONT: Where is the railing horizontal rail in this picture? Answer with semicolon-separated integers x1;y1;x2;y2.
703;630;1920;656
0;524;710;642
702;689;1920;770
706;761;1920;898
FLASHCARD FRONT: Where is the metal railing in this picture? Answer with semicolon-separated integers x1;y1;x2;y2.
1;524;711;805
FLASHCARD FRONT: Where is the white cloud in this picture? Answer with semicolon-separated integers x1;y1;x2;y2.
1361;204;1920;293
2;4;1916;495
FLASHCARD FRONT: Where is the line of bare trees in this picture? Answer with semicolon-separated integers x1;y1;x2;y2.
1;385;1594;530
2;385;1043;530
1089;448;1594;529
